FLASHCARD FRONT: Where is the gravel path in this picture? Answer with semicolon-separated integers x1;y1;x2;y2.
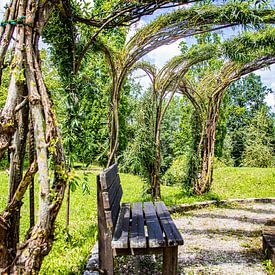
114;202;275;274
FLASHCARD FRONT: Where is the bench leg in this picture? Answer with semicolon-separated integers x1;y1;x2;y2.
98;232;114;274
163;246;178;275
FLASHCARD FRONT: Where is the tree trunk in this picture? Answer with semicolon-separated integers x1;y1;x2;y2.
0;217;11;271
193;96;222;195
0;0;17;85
29;114;35;228
108;100;119;167
151;104;161;199
66;183;70;228
107;80;121;167
7;83;29;259
0;1;67;273
0;1;25;160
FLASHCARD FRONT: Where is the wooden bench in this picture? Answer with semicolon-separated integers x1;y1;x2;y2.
97;163;184;275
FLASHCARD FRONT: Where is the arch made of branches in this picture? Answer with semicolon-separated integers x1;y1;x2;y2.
178;26;275;195
95;2;275;167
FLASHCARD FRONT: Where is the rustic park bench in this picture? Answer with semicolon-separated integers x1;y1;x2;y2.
97;163;184;275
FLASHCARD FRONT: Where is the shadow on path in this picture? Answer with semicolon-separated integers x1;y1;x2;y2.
183;212;269;225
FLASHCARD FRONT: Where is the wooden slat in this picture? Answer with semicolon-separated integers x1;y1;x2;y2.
130;202;146;248
100;163;118;191
102;175;122;210
97;175;114;273
104;187;122;229
112;203;131;248
113;247;163;256
155;201;184;246
143;202;165;248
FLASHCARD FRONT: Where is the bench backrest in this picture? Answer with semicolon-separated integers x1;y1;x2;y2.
97;163;122;233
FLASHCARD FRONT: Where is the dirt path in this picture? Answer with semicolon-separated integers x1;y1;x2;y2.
175;202;274;274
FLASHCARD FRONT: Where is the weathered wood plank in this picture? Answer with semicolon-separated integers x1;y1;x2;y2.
112;203;131;249
102;175;122;210
100;163;118;191
130;202;146;248
163;246;178;275
97;175;114;274
113;247;163;256
143;202;165;248
155;201;184;246
105;192;122;229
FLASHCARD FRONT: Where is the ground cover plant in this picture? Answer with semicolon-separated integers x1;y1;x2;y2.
0;167;274;274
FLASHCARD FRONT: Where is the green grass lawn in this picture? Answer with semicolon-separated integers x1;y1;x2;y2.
0;167;274;274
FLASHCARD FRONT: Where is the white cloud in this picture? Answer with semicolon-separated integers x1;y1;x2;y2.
131;69;152;91
143;40;182;68
0;1;8;16
126;19;147;43
254;64;275;111
129;41;182;92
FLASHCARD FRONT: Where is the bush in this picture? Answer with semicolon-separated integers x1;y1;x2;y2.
241;109;275;168
241;143;274;168
162;155;189;186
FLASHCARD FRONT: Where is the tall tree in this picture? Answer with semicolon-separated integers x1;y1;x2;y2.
225;73;273;166
131;44;217;198
0;0;67;272
180;26;275;194
241;107;275;167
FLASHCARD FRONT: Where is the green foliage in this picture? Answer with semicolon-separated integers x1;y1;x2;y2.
42;3;128;167
241;108;275;167
183;32;223;82
225;73;274;166
262;258;275;275
224;26;275;63
162;155;189;187
215;135;235;166
42;9;76;78
160;96;182;174
120;90;155;182
173;98;194;156
128;0;274;52
0;65;10;109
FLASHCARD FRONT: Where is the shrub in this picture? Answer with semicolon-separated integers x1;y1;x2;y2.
162;155;189;186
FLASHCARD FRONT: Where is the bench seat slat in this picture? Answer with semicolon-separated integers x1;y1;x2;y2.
112;203;131;249
155;202;184;246
143;202;165;248
130;202;146;248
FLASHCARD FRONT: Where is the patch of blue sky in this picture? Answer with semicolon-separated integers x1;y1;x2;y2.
1;0;274;110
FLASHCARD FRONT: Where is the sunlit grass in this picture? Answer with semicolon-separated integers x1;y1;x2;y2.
0;167;274;274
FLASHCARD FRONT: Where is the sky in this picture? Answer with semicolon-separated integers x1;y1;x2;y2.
1;1;274;110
